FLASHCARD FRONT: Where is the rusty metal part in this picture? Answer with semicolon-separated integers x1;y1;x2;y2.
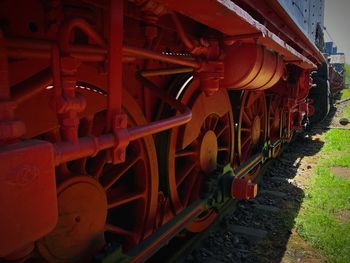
222;43;284;90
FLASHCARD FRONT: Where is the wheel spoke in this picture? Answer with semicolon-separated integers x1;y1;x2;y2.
101;155;140;190
107;191;144;209
182;170;199;207
175;149;198;158
259;111;265;120
216;125;229;138
242;146;252;162
241;135;251;149
176;162;197;187
218;146;229;152
210;116;219;130
252;102;257;116
105;224;134;237
241;128;251;133
189;174;202;204
242;111;252;126
91;151;107;179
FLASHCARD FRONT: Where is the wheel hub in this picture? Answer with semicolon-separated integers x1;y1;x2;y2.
199;130;218;173
38;176;107;262
251;116;261;145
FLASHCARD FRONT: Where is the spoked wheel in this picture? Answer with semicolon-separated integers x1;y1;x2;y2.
237;90;267;181
158;76;234;233
31;89;158;262
268;95;283;158
282;109;293;143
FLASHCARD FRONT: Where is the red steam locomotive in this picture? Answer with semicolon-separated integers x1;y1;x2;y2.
0;0;329;262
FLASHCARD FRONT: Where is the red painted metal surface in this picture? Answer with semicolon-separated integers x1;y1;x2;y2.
0;140;57;258
159;77;234;232
0;0;322;260
238;0;325;65
223;43;284;90
268;95;283;158
231;177;257;199
237;91;267;163
155;0;317;69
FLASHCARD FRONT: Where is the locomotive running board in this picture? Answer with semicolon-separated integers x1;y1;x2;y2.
155;0;318;69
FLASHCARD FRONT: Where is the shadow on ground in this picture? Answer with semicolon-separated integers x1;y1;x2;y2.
183;107;337;263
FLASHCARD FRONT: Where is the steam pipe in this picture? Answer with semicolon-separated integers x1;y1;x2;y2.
58;18;106;55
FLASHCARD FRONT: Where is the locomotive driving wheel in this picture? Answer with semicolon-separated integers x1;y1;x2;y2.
32;89;158;262
158;76;234;233
237;90;267;181
268;95;283;158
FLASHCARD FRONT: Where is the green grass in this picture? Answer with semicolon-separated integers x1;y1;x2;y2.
344;64;350;87
296;129;350;263
341;88;350;100
340;64;350;118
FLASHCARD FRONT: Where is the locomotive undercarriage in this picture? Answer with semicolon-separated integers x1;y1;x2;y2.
0;0;323;262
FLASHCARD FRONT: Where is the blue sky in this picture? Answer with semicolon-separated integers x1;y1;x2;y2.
324;0;350;62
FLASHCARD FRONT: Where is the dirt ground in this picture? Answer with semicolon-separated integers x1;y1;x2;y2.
186;102;350;263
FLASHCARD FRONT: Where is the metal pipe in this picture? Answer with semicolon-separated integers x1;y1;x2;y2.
7;37;107;55
54;75;192;164
123;46;199;68
140;67;193;77
170;11;195;52
58;18;106;55
6;38;198;68
7;47;106;62
12;68;52;104
128;73;192;141
54;104;191;164
54;134;115;165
